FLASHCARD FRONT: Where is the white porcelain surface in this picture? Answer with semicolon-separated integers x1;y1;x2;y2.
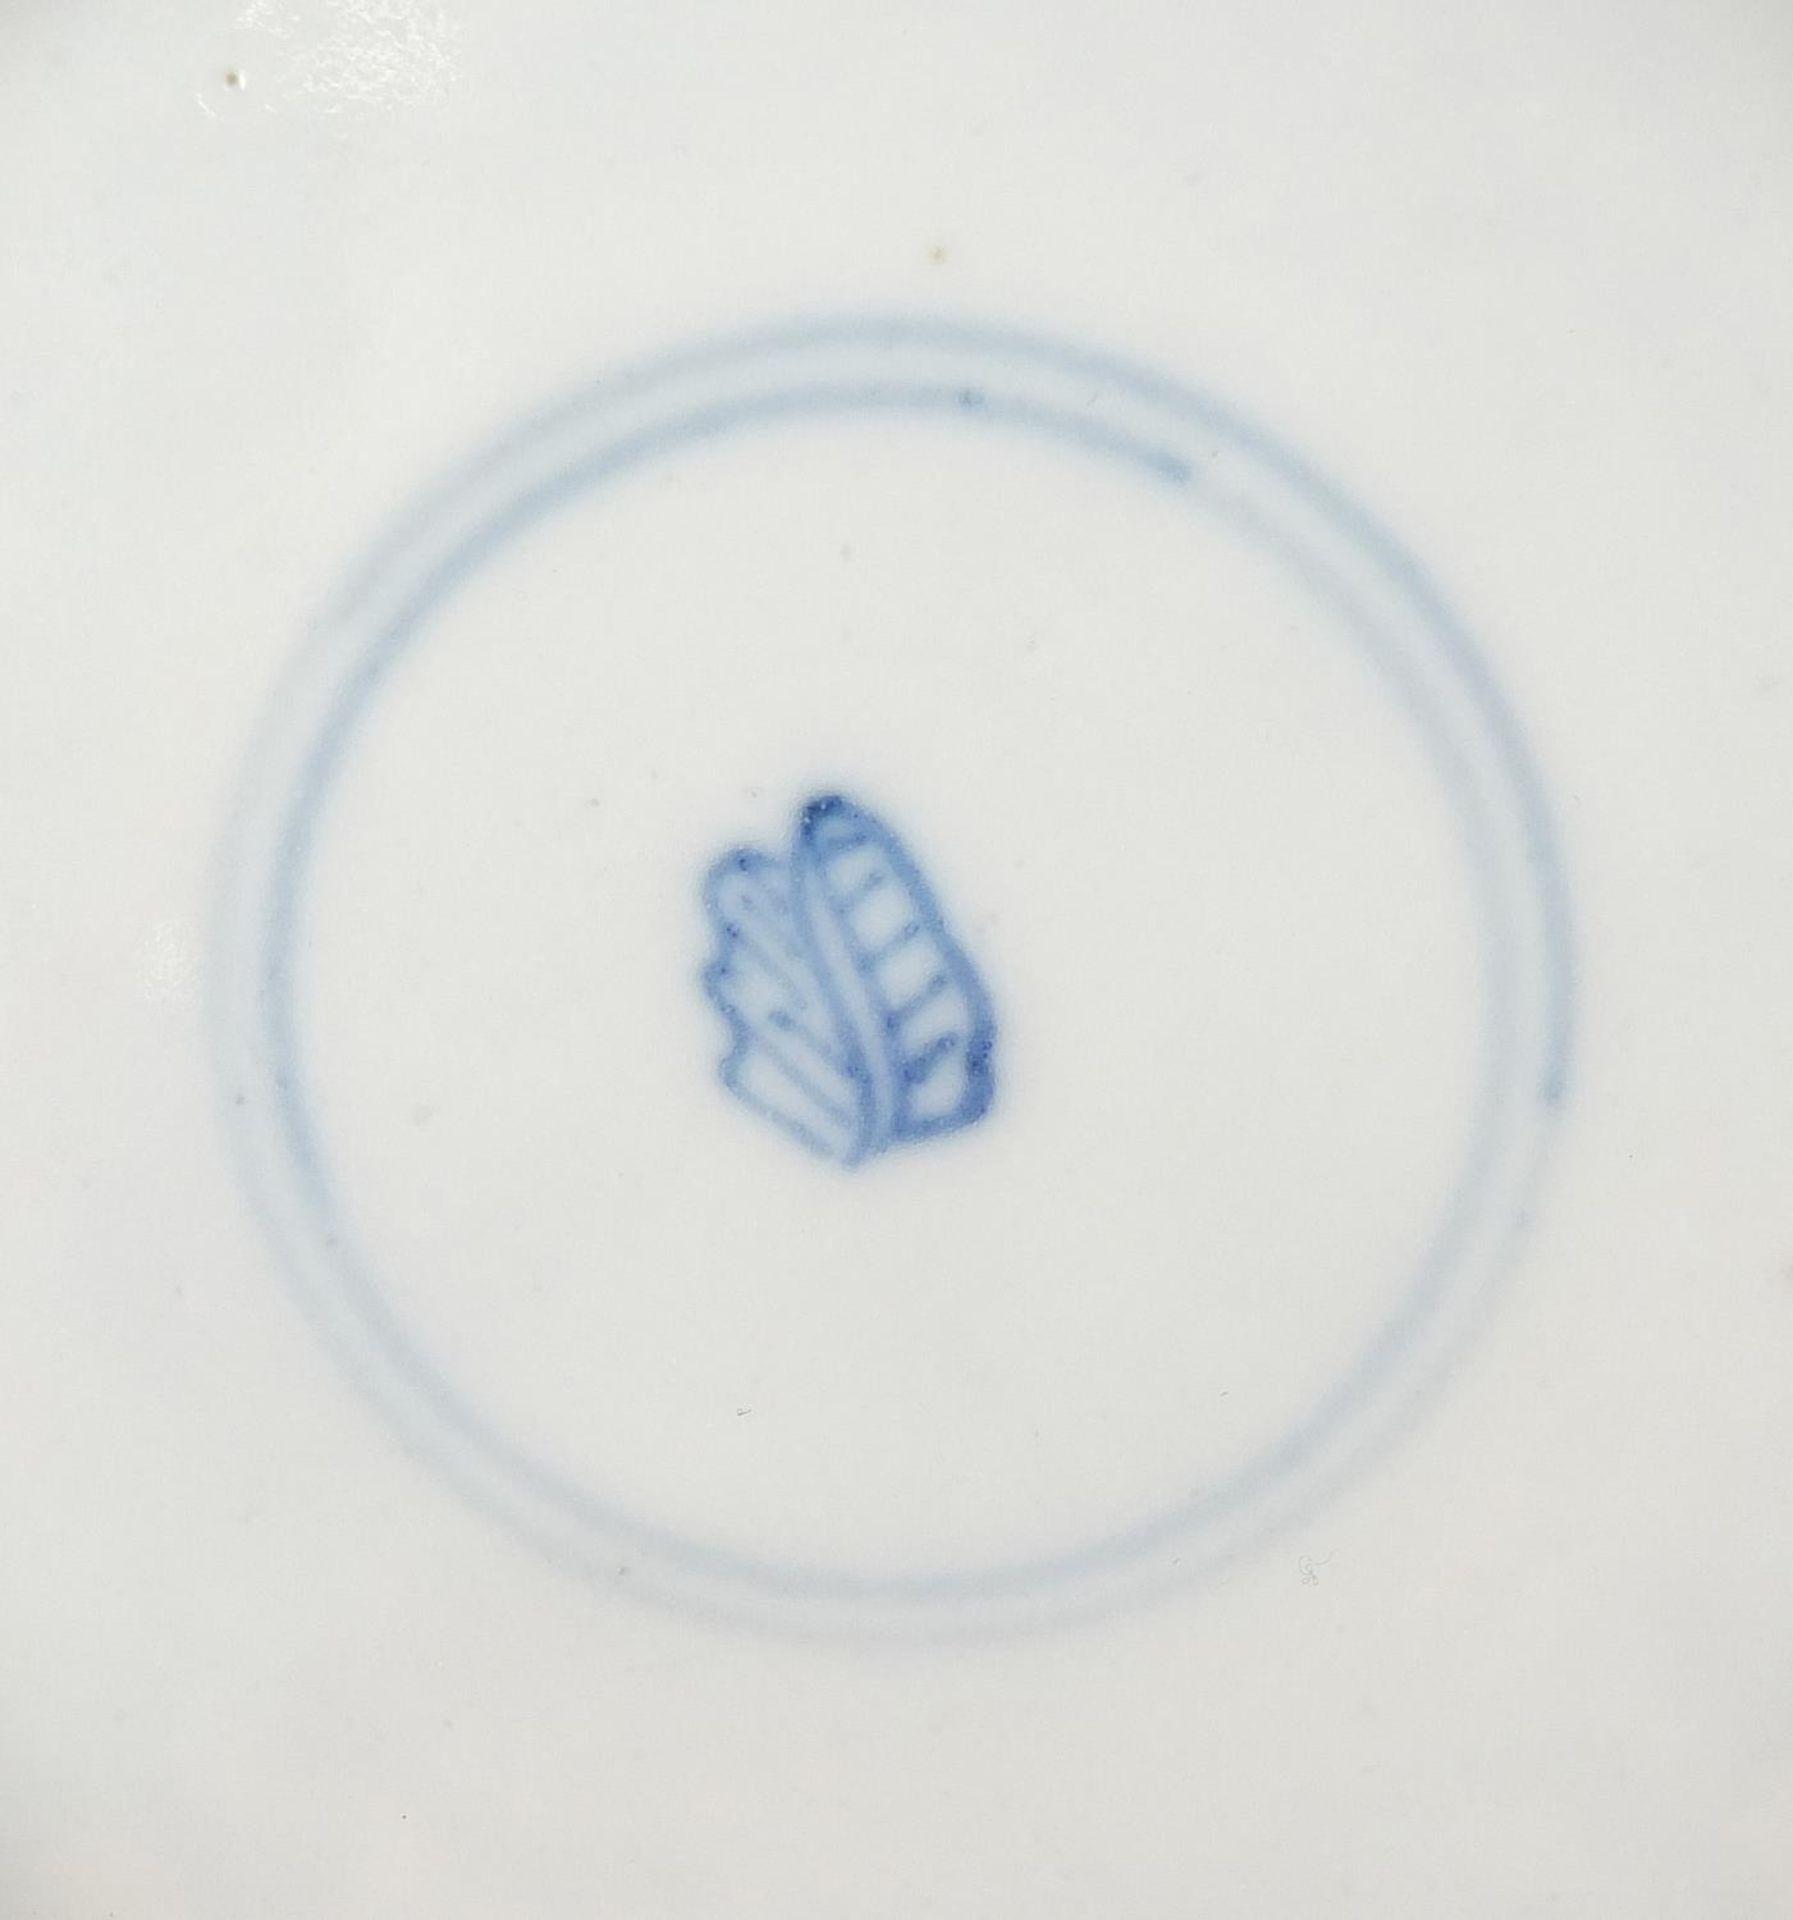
4;2;1791;1912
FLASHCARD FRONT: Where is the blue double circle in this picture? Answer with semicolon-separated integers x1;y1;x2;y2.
212;317;1573;1638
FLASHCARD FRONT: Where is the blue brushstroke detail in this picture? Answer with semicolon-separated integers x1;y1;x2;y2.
703;794;996;1165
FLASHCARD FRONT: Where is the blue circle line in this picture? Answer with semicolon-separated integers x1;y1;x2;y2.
239;316;1575;1613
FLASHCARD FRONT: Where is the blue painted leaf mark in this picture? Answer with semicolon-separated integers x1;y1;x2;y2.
702;793;997;1165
